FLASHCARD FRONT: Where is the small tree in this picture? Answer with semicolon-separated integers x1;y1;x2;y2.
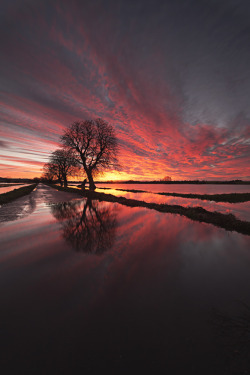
42;162;61;184
162;176;172;182
51;149;80;187
61;118;119;190
43;149;80;187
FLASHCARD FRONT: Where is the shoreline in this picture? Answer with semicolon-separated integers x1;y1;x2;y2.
0;184;37;205
97;187;250;203
48;184;250;236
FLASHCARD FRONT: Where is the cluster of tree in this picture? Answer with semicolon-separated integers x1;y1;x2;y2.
42;118;119;190
161;176;172;181
42;149;80;187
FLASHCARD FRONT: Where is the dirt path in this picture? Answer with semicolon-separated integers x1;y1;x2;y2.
0;183;82;223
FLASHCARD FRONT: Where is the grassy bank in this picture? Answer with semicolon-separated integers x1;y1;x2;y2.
0;183;24;188
0;184;37;205
98;187;250;203
48;184;250;236
158;192;250;203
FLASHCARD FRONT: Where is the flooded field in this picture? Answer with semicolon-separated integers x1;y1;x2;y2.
1;184;250;374
0;184;31;194
68;184;250;221
96;183;250;194
95;188;250;222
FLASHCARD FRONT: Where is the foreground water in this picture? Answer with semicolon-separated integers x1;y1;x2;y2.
1;184;250;374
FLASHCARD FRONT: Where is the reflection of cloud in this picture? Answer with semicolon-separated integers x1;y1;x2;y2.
51;199;117;254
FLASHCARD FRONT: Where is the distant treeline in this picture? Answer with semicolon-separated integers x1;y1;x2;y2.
1;177;249;185
0;177;40;183
96;179;250;185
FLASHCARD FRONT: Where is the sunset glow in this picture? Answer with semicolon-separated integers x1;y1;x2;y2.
1;0;250;180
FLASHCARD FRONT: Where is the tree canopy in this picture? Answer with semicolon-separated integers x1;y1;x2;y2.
61;118;119;190
42;148;80;186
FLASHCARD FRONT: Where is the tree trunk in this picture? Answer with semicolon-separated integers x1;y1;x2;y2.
86;169;96;190
63;174;68;187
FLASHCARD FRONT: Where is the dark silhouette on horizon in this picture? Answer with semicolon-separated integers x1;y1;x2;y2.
61;118;119;190
42;149;81;187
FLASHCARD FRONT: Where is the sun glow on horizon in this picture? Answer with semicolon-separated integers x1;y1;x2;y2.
1;1;250;181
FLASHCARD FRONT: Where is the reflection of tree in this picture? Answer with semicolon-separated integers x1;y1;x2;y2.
51;199;117;254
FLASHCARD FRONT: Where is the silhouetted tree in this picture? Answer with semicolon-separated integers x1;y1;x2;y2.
42;149;81;186
52;149;80;187
42;162;60;184
51;199;117;254
161;176;172;182
61;118;119;190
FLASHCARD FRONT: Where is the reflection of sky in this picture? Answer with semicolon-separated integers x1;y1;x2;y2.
95;188;250;222
0;184;31;194
96;183;250;194
0;187;250;373
68;184;250;221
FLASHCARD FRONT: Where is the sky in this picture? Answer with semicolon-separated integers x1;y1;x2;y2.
0;0;250;181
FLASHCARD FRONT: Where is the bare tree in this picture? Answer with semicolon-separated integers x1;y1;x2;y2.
161;176;172;182
61;118;119;190
42;162;62;185
43;149;81;187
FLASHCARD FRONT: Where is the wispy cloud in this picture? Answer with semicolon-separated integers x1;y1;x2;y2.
0;0;249;179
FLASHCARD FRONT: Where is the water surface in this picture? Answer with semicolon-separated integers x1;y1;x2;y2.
68;184;250;221
95;188;250;221
0;184;31;194
96;182;250;194
1;184;250;374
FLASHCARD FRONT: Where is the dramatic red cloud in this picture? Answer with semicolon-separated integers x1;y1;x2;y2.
1;1;249;180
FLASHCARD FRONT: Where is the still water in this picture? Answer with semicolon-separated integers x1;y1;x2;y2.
1;184;250;374
68;184;250;221
0;184;31;194
96;183;250;194
95;188;250;222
